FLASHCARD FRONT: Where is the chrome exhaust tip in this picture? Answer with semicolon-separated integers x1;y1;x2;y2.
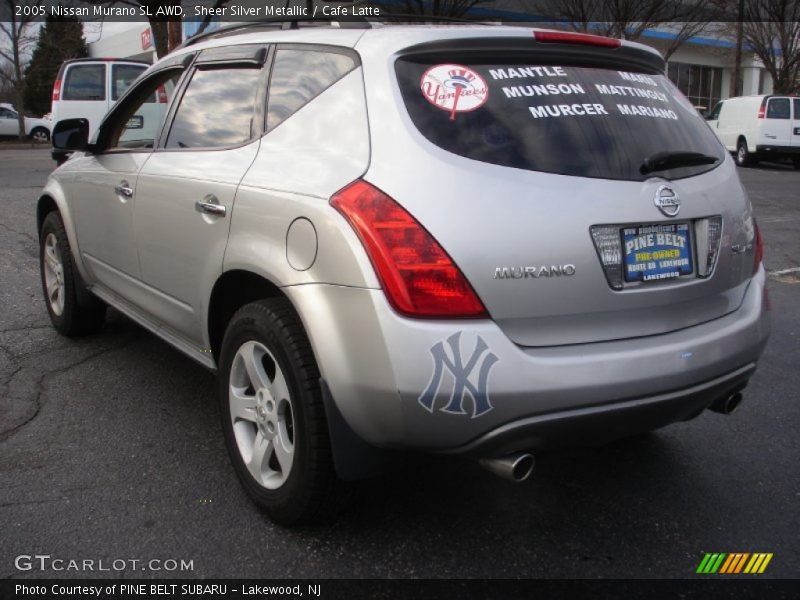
479;452;535;482
709;392;743;415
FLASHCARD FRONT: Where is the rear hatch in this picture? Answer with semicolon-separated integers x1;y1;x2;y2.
366;33;758;346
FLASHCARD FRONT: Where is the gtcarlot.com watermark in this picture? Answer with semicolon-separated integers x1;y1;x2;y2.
14;554;194;573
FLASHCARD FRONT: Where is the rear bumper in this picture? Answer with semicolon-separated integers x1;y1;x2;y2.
449;363;755;457
284;267;770;454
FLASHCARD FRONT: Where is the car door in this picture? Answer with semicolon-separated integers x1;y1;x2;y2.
793;98;800;148
761;97;792;146
0;107;19;136
132;45;268;345
67;67;185;302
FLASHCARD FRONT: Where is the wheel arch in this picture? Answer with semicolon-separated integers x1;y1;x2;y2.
37;194;59;236
207;270;289;363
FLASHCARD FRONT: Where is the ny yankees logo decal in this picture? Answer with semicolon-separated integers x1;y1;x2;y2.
418;332;499;418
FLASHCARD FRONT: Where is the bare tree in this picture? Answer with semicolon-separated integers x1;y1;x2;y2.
536;0;723;59
384;0;492;18
0;0;38;138
741;0;800;94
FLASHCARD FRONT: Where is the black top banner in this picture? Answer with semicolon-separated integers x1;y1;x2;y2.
0;0;789;23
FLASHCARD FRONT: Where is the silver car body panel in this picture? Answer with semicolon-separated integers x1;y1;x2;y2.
40;25;770;456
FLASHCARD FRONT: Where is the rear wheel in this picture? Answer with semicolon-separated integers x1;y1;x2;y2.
39;211;106;336
218;298;345;525
736;140;757;167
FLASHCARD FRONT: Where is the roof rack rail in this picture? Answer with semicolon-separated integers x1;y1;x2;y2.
179;17;372;49
178;12;501;50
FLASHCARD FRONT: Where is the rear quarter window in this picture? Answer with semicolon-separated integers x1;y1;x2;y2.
63;64;106;101
395;57;725;181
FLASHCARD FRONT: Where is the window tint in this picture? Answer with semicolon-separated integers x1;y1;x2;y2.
112;64;147;100
267;49;356;131
766;98;790;119
0;108;16;118
795;99;800;119
396;58;725;181
166;67;262;149
63;64;105;101
109;71;182;150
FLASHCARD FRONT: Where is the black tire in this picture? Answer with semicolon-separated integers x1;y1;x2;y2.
793;157;800;170
39;211;106;336
736;139;757;167
218;298;344;525
30;127;50;143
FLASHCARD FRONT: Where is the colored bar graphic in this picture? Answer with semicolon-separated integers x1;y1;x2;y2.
699;552;773;574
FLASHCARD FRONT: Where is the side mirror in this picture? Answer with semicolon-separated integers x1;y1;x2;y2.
52;118;90;151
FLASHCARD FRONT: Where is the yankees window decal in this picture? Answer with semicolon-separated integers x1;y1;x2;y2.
418;332;499;418
420;64;489;121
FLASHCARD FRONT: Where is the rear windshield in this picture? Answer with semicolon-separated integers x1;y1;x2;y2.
395;57;725;181
63;64;106;101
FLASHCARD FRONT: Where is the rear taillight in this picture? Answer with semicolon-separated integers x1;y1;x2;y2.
757;103;766;119
534;30;621;49
52;79;61;102
157;85;167;103
753;222;764;274
330;180;487;319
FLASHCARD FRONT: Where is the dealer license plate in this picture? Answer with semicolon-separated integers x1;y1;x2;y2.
622;223;693;283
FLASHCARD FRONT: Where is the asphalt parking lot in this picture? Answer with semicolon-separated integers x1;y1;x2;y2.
1;148;798;580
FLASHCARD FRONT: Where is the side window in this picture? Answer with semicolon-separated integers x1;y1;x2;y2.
112;64;147;100
107;71;183;150
0;108;16;118
166;67;262;149
766;98;790;119
794;99;800;119
707;102;723;121
63;64;106;101
266;49;356;131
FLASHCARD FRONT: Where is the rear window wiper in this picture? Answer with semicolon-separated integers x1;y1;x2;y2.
640;151;719;175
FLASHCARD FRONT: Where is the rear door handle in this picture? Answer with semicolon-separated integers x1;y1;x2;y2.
195;196;226;217
114;181;134;198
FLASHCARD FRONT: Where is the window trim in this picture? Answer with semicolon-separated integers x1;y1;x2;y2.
155;45;273;153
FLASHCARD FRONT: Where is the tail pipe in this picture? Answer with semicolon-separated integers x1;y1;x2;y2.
709;392;744;415
479;452;535;482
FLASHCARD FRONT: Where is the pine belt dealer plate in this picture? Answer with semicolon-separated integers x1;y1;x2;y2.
622;223;693;283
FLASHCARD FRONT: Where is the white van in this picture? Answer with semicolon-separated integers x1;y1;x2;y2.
706;94;800;168
51;58;149;163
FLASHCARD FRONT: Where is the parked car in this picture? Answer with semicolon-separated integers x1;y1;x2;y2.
706;94;800;168
39;23;770;525
50;57;149;163
0;105;51;142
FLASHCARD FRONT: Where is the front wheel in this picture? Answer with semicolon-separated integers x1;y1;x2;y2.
218;298;345;525
39;211;106;336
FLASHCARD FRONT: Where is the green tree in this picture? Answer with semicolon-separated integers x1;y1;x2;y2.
23;14;88;116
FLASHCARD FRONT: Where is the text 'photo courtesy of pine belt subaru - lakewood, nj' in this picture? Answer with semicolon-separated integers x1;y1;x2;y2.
38;22;770;525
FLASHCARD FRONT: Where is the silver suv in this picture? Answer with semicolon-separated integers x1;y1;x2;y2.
39;23;770;524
